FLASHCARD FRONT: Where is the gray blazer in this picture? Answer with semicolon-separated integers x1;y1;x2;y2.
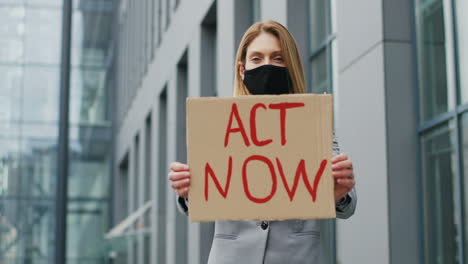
177;138;357;264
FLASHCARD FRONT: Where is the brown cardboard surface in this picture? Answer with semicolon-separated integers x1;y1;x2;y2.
186;94;336;222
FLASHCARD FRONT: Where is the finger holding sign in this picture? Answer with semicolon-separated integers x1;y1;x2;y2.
331;153;355;201
168;161;191;198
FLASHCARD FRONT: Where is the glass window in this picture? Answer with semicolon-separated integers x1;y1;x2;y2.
66;200;108;263
68;139;111;198
310;49;329;94
0;66;23;122
22;66;60;122
24;7;62;65
415;0;451;123
0;135;57;263
0;198;55;263
460;113;468;259
0;139;21;196
71;8;113;68
20;134;58;197
455;0;468;104
70;68;109;125
0;0;25;4
309;0;330;51
309;0;332;94
0;7;25;63
26;0;62;7
421;122;459;264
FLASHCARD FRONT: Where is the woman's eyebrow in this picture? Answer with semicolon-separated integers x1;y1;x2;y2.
247;50;283;56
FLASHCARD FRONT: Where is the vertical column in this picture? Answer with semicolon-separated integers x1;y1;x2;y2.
166;75;177;264
138;124;146;264
187;27;202;264
55;0;72;262
335;0;389;263
151;101;159;264
174;53;188;264
161;0;168;32
382;1;421;263
152;89;168;264
216;0;235;97
127;145;135;264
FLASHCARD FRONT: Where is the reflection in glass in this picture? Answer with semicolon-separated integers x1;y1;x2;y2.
22;66;59;122
67;201;108;264
415;0;450;122
0;135;57;264
421;122;459;264
26;0;62;7
0;66;23;122
310;49;329;93
0;7;25;63
66;2;114;264
70;69;109;125
0;139;21;196
71;6;113;68
24;7;62;65
309;0;329;52
455;0;468;104
68;130;111;198
20;136;58;197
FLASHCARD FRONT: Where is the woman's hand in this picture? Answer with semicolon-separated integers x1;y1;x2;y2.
331;153;355;201
168;162;191;198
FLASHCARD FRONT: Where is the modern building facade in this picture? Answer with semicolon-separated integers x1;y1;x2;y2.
111;0;468;263
0;0;115;263
1;0;468;264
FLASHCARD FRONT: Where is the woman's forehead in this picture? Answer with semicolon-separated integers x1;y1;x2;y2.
246;32;282;54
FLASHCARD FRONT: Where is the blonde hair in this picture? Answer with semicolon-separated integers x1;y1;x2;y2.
233;20;307;96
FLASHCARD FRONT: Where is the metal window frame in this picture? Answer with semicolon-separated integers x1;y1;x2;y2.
55;0;73;263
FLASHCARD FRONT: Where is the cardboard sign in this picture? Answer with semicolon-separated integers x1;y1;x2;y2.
186;94;336;222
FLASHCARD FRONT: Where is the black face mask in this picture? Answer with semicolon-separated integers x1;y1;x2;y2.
243;64;292;95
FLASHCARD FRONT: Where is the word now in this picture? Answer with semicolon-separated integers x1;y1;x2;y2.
224;102;305;147
204;155;327;204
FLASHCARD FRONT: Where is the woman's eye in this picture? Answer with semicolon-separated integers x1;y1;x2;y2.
251;57;260;62
274;57;284;62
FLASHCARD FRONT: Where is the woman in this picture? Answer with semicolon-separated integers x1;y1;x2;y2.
168;20;356;264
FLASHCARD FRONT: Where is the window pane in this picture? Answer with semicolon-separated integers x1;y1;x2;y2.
70;69;109;125
0;7;25;63
66;201;108;264
310;49;329;93
26;0;62;7
415;0;450;122
24;7;62;65
22;66;60;122
68;125;111;198
460;113;468;259
421;122;459;264
71;6;113;68
0;133;58;264
0;139;21;196
20;131;58;196
0;0;24;4
455;0;468;104
309;0;330;52
0;66;23;122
